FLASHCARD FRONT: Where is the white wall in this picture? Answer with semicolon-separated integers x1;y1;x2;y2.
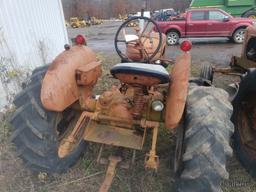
0;0;68;110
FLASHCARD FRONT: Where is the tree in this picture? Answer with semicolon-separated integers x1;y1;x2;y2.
61;0;192;19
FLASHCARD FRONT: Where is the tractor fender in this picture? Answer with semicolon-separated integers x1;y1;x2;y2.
165;53;191;129
41;45;98;112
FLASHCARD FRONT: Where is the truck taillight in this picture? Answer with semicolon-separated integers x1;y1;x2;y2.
75;34;86;45
180;40;192;52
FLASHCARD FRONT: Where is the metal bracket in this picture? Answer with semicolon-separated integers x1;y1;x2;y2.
58;112;89;158
144;125;159;170
98;156;122;192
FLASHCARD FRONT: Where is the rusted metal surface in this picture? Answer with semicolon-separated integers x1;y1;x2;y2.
165;53;191;129
74;109;159;150
96;87;134;126
41;45;98;112
232;56;256;71
58;112;90;158
132;87;146;118
230;26;256;71
99;156;122;192
145;125;159;170
240;26;256;59
76;61;102;86
97;144;105;163
83;120;145;150
83;111;159;128
76;61;102;109
96;147;131;169
126;33;166;63
213;67;235;73
115;73;161;86
212;66;244;77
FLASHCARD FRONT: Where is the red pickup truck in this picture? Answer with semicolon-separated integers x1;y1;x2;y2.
156;8;255;45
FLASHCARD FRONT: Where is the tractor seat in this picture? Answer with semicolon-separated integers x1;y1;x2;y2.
110;63;170;86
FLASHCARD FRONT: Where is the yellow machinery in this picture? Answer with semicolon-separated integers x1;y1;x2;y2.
70;17;87;28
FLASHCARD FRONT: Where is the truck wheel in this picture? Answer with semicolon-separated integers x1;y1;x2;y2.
243;10;256;19
232;69;256;177
233;28;246;44
166;31;180;46
175;84;234;192
10;66;87;173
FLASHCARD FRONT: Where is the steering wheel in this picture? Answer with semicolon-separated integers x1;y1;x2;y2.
114;16;163;63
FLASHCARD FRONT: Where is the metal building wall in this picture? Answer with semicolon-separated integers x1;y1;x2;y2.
0;0;68;110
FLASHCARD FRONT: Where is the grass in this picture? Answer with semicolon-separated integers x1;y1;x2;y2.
1;52;256;192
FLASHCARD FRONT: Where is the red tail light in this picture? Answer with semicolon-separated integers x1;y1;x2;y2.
75;35;86;45
180;40;192;52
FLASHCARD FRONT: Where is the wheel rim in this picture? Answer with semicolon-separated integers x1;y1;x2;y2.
235;30;245;43
237;92;256;153
167;33;178;45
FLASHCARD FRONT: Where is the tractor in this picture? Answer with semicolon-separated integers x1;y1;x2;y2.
70;17;87;28
10;16;234;192
90;17;103;25
204;25;256;178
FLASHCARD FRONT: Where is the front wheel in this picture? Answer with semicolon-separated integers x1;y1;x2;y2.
166;31;180;46
175;84;234;192
233;28;246;44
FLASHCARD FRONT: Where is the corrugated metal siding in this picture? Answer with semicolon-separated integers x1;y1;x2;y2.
0;0;68;110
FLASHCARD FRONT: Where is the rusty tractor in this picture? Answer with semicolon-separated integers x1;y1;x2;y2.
202;25;256;178
10;16;234;192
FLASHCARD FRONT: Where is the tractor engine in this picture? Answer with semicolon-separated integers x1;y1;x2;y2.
85;85;164;124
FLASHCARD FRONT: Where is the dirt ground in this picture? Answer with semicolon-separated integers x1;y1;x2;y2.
1;20;256;192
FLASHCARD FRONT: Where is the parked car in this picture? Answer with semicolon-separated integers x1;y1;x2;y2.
156;8;255;45
152;8;178;21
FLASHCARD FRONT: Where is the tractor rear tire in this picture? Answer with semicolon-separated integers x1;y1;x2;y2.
175;84;234;192
232;69;256;177
10;66;87;173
